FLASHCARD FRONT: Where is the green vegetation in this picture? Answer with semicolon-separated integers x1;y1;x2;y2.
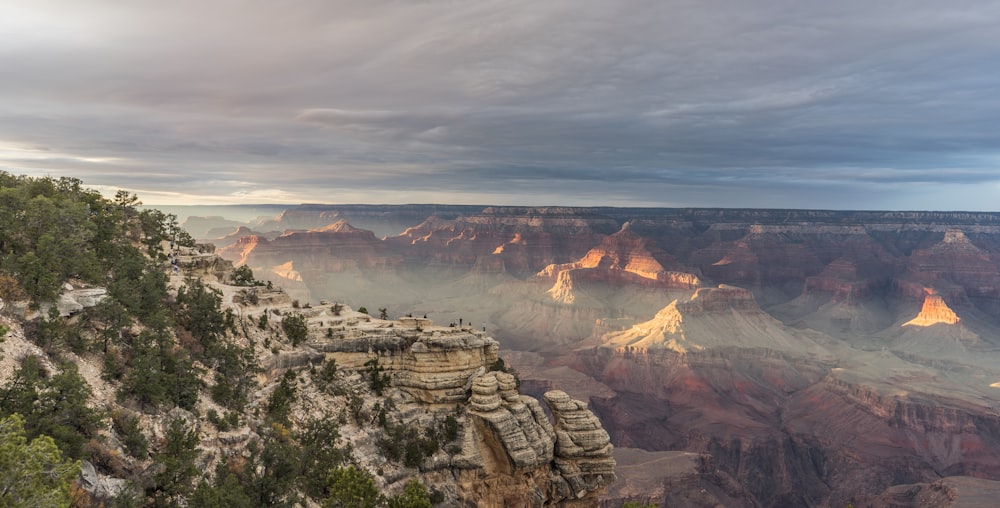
281;313;309;346
111;410;149;459
175;277;256;410
313;359;339;392
150;418;200;502
388;480;433;508
266;370;299;425
364;357;391;396
0;173;452;506
322;468;432;508
323;466;383;508
230;265;263;287
0;356;102;459
117;328;202;410
377;422;438;468
190;463;255;508
0;414;80;507
377;411;460;470
295;416;346;499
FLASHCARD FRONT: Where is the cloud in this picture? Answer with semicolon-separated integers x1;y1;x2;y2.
1;1;1000;209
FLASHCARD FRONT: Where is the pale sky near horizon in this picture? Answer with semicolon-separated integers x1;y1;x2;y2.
2;1;1000;210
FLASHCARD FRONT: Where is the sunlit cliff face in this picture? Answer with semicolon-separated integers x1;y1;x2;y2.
903;289;960;327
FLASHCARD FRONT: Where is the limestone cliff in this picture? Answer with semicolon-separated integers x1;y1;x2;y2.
904;291;961;327
387;207;618;275
603;285;830;356
306;315;616;506
899;228;1000;301
538;223;701;303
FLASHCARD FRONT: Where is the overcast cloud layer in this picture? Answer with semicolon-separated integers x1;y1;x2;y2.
2;1;999;209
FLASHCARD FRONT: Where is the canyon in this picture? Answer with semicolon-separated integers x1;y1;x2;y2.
190;205;1000;507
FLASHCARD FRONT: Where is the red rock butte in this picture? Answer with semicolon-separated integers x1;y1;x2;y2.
904;291;961;327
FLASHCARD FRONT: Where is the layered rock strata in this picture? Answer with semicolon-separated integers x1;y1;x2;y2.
544;390;617;501
462;372;616;506
307;311;616;506
904;291;961;327
312;326;499;405
538;224;701;297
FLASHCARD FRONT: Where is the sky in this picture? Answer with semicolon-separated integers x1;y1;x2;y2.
1;1;1000;210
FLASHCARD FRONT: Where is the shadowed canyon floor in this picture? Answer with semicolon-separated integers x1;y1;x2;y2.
187;205;1000;507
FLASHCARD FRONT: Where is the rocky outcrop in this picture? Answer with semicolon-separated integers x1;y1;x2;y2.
460;372;615;506
467;372;555;468
252;204;480;238
544;390;617;501
690;228;827;296
260;349;326;380
208;226;280;250
175;244;233;281
314;326;499;405
181;215;246;239
306;312;616;506
904;291;961;327
900;228;1000;300
872;476;1000;508
30;283;108;319
538;224;701;294
387;207;618;275
601;284;834;357
79;460;129;500
803;258;892;302
217;234;263;266
52;285;107;317
683;285;758;314
222;221;403;273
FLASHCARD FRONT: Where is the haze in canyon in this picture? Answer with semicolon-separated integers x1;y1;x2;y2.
167;203;1000;507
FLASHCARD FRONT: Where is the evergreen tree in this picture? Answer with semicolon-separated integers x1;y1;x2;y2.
323;466;384;508
387;480;432;508
150;418;200;502
281;313;309;346
0;414;80;508
0;357;102;459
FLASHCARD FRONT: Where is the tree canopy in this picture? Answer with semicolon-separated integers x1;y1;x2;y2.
0;413;80;507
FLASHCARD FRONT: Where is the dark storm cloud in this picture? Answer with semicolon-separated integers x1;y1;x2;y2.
1;0;999;208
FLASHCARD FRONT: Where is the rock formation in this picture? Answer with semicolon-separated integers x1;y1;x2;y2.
314;326;499;405
537;223;701;295
456;372;615;506
544;390;616;502
304;314;615;506
904;290;961;327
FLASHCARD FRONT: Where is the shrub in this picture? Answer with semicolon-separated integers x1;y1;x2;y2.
266;370;298;424
0;414;80;507
230;265;257;287
112;410;148;459
364;357;390;396
281;313;309;346
323;466;383;508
